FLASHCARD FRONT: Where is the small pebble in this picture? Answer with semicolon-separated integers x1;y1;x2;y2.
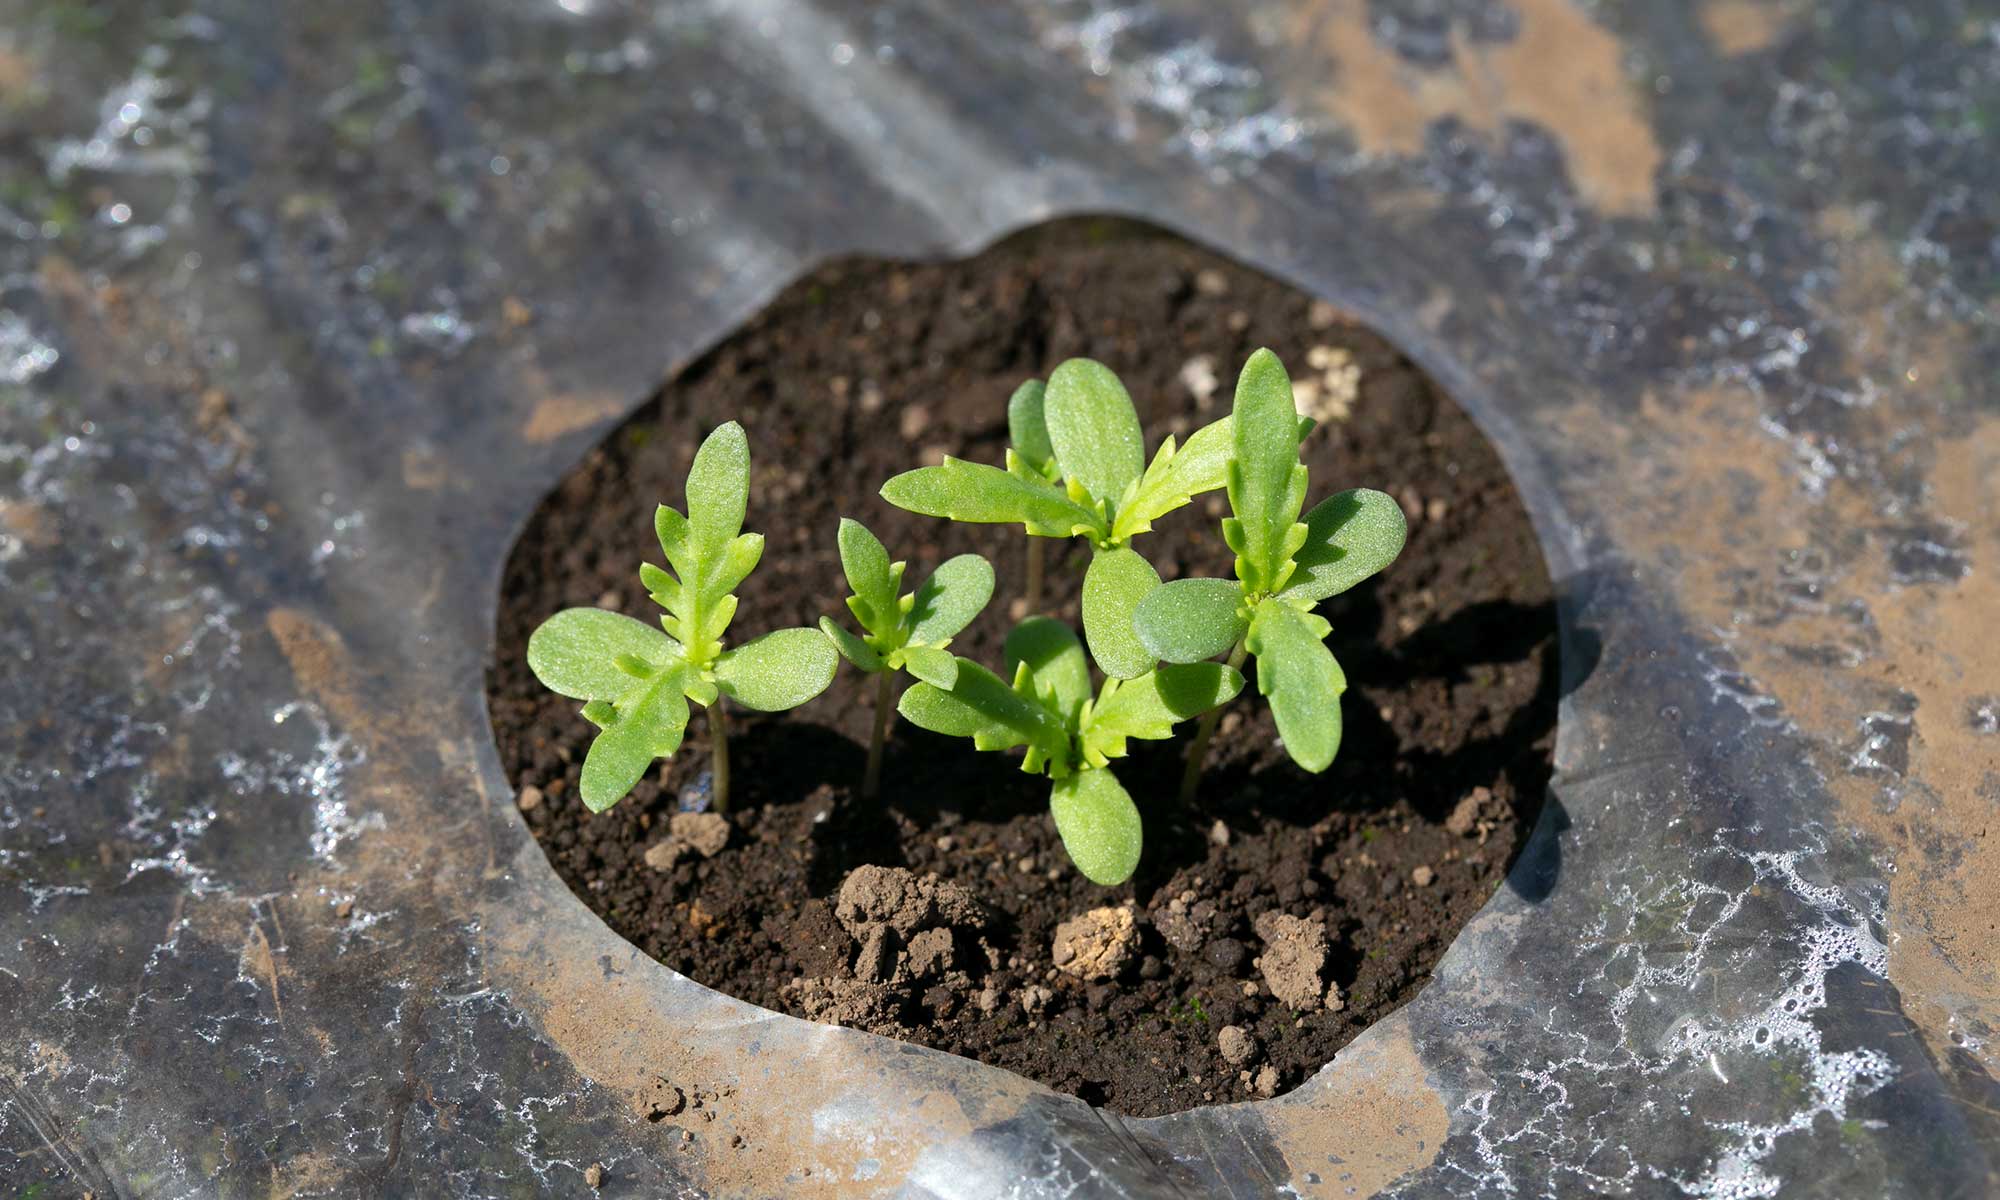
1209;819;1231;847
935;835;956;852
1217;1025;1257;1065
1255;1065;1280;1096
1194;268;1229;295
900;404;931;439
516;785;543;813
1412;865;1435;887
584;1163;605;1189
643;841;684;872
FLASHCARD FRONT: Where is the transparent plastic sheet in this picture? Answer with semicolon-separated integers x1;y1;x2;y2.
2;0;1996;1195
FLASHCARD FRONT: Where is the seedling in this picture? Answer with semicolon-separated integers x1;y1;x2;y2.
883;358;1243;682
1132;349;1406;800
819;517;995;797
525;422;837;814
897;616;1242;884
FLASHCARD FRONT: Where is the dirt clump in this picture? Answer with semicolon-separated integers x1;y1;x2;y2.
1051;907;1138;981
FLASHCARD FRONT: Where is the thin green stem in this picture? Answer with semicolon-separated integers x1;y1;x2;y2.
1179;637;1249;806
862;669;894;799
1024;538;1045;615
710;701;731;812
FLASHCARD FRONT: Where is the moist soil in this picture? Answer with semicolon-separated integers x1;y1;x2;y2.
487;220;1557;1118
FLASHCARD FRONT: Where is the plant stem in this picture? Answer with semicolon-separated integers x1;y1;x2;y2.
862;669;894;799
710;701;731;813
1179;637;1249;806
1024;538;1045;615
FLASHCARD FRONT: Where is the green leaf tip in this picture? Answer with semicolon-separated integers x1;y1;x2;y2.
1050;769;1142;885
1080;546;1161;680
1280;488;1408;604
881;458;1104;541
1007;379;1057;481
1133;577;1249;665
1045;358;1146;508
716;627;837;712
1247;598;1347;773
1227;349;1310;597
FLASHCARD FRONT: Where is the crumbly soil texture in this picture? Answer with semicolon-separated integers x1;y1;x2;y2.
488;220;1557;1118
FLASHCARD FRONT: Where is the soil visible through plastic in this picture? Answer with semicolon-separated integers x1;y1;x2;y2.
487;220;1557;1117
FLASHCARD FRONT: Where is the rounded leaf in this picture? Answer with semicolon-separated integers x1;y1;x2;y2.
909;553;995;645
1007;379;1055;477
1281;489;1408;603
1133;579;1249;664
1247;600;1348;772
686;421;750;554
528;609;683;700
715;627;837;711
1045;358;1144;507
836;518;898;627
1050;769;1143;886
1080;546;1161;680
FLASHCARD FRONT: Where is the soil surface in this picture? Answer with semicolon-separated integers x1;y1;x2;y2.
487;220;1558;1118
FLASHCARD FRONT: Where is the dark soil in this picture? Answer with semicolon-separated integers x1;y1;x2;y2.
487;219;1557;1118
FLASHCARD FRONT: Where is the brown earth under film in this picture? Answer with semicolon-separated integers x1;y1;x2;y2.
487;221;1557;1118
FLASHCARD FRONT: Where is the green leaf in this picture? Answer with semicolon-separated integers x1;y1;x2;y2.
1049;769;1142;885
1007;379;1057;480
898;659;1070;773
527;609;684;700
715;627;838;711
1004;616;1093;725
909;553;994;645
1279;488;1408;604
578;661;692;813
649;423;765;664
1044;358;1145;508
1081;663;1244;766
836;518;900;632
1133;578;1249;664
1226;349;1310;595
819;616;885;672
899;644;959;689
686;421;749;557
881;459;1103;540
1111;416;1232;541
1247;599;1347;773
1080;547;1161;680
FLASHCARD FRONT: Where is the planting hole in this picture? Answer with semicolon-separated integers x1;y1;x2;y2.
486;218;1558;1117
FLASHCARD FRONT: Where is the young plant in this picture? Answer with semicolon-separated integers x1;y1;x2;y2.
525;422;837;814
883;358;1241;682
897;616;1243;884
1132;349;1406;801
819;517;995;798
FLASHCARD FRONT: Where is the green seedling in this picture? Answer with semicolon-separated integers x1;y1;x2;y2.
1132;349;1406;801
884;358;1253;682
897;616;1242;884
526;422;837;814
819;517;995;798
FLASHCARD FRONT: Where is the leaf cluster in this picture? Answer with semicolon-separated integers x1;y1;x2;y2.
526;422;837;811
897;617;1242;883
818;518;993;689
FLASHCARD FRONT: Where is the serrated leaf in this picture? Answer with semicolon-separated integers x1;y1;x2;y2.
882;459;1104;540
715;627;837;712
527;609;685;700
1112;416;1233;541
1227;349;1310;595
1247;599;1347;773
686;421;749;557
898;659;1070;771
1133;578;1249;664
1049;768;1142;885
820;616;885;672
909;553;994;645
1081;662;1244;766
1080;547;1161;680
1044;358;1145;507
1279;488;1408;604
578;661;692;812
836;518;898;633
899;644;959;689
1007;379;1057;480
1004;616;1092;725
